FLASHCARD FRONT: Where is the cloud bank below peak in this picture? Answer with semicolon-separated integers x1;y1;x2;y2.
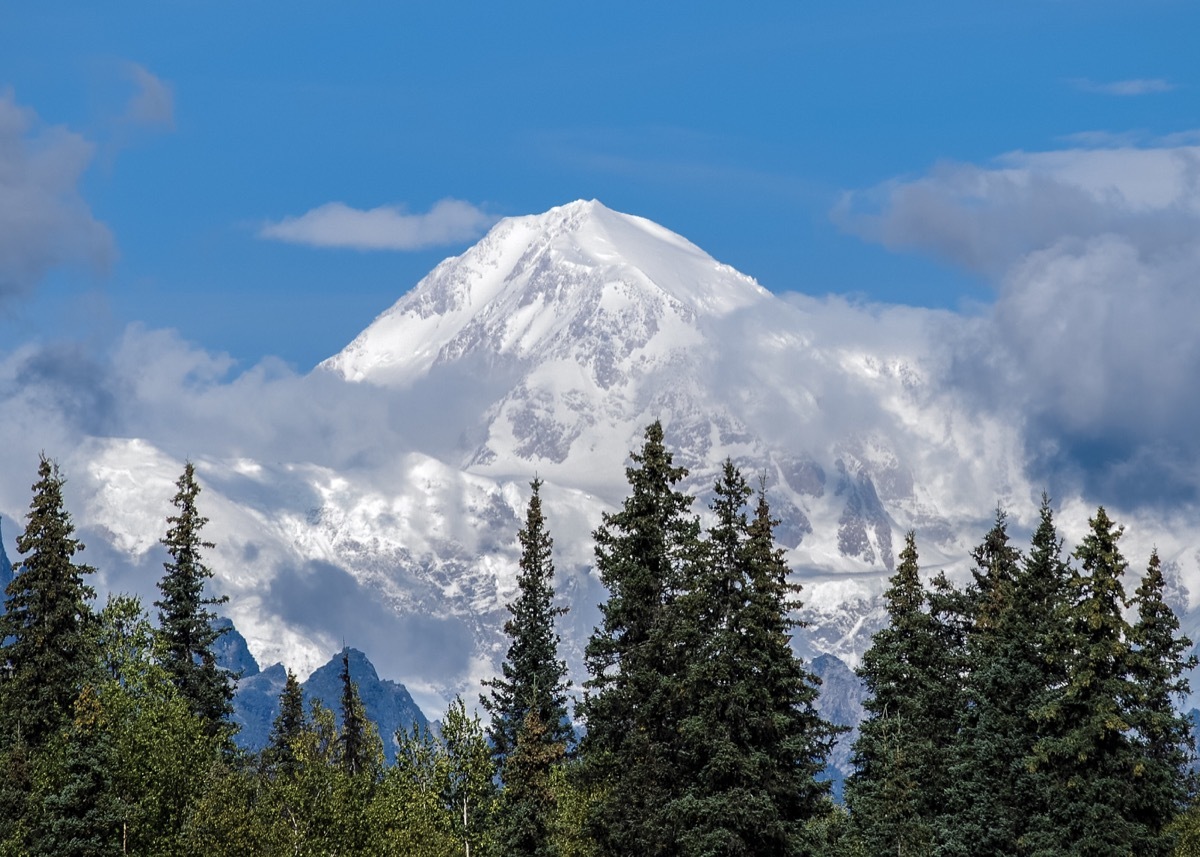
259;198;497;251
836;139;1200;506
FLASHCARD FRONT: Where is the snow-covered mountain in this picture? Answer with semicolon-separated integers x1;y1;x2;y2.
5;199;1197;716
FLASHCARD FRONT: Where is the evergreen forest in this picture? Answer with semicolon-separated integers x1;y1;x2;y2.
1;423;1198;856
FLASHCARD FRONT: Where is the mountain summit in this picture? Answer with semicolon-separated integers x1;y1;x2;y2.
322;200;781;492
323;200;768;388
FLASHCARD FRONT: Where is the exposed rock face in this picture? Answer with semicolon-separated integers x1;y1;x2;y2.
810;652;869;799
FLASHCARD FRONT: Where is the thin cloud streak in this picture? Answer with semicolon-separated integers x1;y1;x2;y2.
122;63;175;130
1070;77;1175;97
259;199;497;251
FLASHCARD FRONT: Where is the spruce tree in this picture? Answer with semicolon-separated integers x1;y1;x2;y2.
155;462;234;739
264;668;307;779
1127;549;1197;853
742;485;840;845
579;420;702;855
337;651;369;778
846;532;957;857
0;456;98;749
940;510;1025;855
1032;507;1143;856
32;686;122;857
673;463;837;855
483;477;571;769
483;478;571;856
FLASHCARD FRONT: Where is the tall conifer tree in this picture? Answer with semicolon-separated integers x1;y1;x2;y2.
264;669;307;779
580;420;701;855
495;709;565;857
155;462;234;739
673;463;836;855
1127;550;1197;853
846;532;957;856
483;478;570;856
337;651;369;778
1032;507;1144;856
32;686;122;857
940;509;1038;856
743;484;840;839
0;456;97;749
483;477;570;767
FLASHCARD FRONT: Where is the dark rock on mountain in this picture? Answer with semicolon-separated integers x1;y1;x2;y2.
811;652;868;801
227;642;430;764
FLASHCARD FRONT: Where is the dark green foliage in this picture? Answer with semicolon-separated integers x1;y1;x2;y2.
580;420;702;854
740;484;843;849
155;462;236;739
2;438;1197;855
1004;496;1075;856
264;669;306;779
337;651;370;778
31;687;122;857
1031;507;1145;856
846;532;958;856
0;740;33;853
483;478;571;762
484;478;571;856
942;499;1076;856
673;463;838;856
940;509;1033;856
0;456;98;750
1127;550;1197;854
495;709;566;857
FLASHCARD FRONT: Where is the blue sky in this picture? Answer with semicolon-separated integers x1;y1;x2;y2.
1;1;1197;369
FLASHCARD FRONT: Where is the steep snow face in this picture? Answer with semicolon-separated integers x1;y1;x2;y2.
323;200;768;387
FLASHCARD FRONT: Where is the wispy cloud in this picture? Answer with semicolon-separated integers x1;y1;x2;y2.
121;63;174;130
259;199;497;251
1070;77;1175;97
1056;130;1145;149
0;89;114;306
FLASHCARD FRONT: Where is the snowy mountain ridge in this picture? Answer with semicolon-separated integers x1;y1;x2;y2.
322;200;768;387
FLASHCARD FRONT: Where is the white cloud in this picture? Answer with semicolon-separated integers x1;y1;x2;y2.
1071;77;1175;97
0;89;114;304
834;144;1200;275
122;63;174;130
259;199;497;251
838;140;1200;504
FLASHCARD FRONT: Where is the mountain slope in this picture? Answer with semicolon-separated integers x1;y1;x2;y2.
15;199;1197;719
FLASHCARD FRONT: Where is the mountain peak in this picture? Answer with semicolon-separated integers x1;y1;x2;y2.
320;201;768;387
